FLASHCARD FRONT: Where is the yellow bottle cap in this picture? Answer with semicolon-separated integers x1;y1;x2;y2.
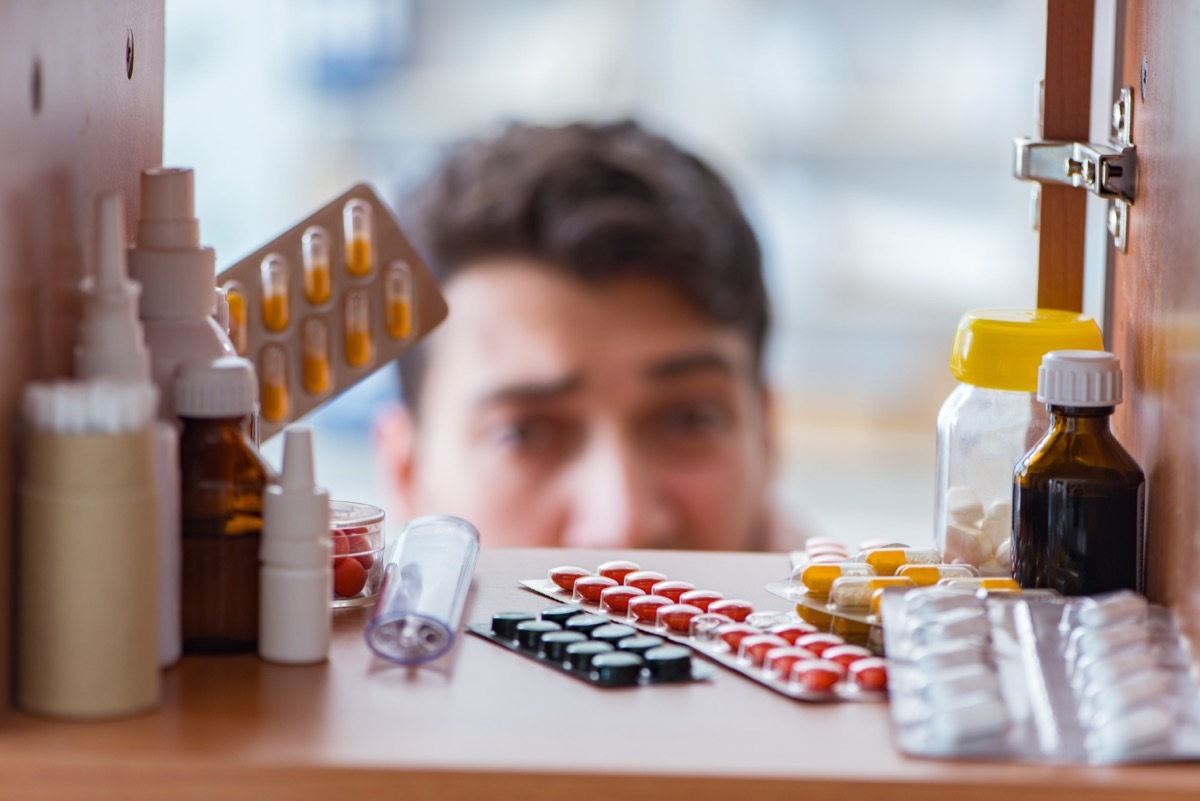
950;309;1103;392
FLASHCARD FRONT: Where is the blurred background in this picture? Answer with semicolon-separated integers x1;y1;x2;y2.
164;0;1047;549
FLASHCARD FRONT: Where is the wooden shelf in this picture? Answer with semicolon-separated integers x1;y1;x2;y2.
2;547;1197;800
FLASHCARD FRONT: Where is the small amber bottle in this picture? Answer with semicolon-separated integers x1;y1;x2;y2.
175;357;276;654
1012;351;1145;595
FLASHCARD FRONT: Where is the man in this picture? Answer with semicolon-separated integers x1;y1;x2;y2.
376;120;785;550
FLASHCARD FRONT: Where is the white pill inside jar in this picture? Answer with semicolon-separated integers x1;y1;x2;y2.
945;486;984;526
1079;591;1149;629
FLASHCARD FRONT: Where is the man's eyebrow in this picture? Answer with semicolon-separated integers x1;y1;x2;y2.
473;373;583;408
645;350;738;381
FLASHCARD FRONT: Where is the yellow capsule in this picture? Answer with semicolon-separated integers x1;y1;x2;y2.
260;345;289;422
343;199;374;277
344;289;373;367
937;577;1022;592
302;317;331;396
896;563;980;587
862;547;941;577
385;260;414;340
794;562;876;594
302;226;332;305
832;616;872;637
795;604;833;629
223;281;248;355
260;253;290;332
829;576;916;610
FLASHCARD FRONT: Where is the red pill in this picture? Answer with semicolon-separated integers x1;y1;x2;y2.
332;534;350;567
333;557;368;598
650;580;695;603
679;589;724;612
823;644;872;670
597;560;640;584
708;599;753;623
549;566;591;592
769;622;819;645
572;575;618;603
849;657;889;692
656;603;704;633
716;623;759;651
628;594;673;623
790;659;846;693
795;633;844;657
764;646;818;677
624;570;669;594
738;634;789;667
599;584;645;613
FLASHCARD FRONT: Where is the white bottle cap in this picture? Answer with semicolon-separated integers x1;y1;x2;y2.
127;167;217;319
173;357;257;418
263;427;331;558
1037;350;1123;407
77;193;154;384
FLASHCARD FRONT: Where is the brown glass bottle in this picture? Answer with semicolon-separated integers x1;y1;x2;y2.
176;357;276;654
1012;403;1145;596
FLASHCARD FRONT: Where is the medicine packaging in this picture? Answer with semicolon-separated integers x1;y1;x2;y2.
881;587;1200;764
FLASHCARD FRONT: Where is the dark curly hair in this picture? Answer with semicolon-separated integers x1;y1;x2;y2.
398;120;769;412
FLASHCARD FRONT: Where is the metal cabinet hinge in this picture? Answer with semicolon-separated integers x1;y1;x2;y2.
1015;86;1136;252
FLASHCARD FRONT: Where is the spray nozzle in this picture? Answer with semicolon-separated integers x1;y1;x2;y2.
281;426;316;491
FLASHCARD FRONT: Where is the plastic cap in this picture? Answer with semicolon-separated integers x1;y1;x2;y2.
263;426;330;554
1038;350;1123;407
280;426;315;491
949;309;1104;392
77;193;152;382
137;167;200;249
173;357;257;418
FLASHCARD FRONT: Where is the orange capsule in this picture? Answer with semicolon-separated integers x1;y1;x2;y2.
597;560;640;584
260;253;290;332
343;199;374;277
599;585;644;614
791;659;846;693
259;345;289;423
794;604;834;629
765;646;818;678
650;580;695;603
769;622;819;645
796;633;844;657
628;594;673;624
708;599;753;623
849;657;889;692
301;317;332;396
823;644;873;670
343;289;373;368
624;570;668;594
384;260;414;339
739;634;789;667
548;566;590;592
302;226;332;305
222;282;248;355
716;623;759;651
679;589;723;612
656;603;704;633
572;575;617;603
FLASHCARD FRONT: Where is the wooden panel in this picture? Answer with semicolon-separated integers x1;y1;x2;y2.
0;1;164;708
1037;0;1094;311
0;547;1196;799
1108;1;1200;650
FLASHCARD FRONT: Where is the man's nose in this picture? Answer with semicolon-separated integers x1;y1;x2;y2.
560;432;677;550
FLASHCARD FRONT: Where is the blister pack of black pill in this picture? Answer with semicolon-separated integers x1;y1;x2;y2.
468;605;715;688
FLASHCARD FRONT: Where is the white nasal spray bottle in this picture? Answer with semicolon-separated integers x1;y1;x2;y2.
260;426;332;664
76;192;181;669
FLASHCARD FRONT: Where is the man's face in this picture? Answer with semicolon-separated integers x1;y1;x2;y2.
385;258;772;550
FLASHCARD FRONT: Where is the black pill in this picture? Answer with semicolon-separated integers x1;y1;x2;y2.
564;614;609;637
515;620;562;650
565;640;614;671
643;645;693;681
492;612;536;640
541;631;587;661
617;635;665;656
591;624;637;647
592;652;644;686
540;604;586;626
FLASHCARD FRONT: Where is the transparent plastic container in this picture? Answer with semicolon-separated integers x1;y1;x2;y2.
330;500;385;608
933;310;1102;576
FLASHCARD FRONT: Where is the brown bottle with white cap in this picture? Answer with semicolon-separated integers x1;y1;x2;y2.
1012;350;1146;595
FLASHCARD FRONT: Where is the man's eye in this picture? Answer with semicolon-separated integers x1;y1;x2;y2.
495;417;563;451
657;403;730;437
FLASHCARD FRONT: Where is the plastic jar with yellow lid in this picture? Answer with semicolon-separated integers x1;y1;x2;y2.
934;309;1103;576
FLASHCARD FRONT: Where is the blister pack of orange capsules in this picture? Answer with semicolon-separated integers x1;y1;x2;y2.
216;184;447;439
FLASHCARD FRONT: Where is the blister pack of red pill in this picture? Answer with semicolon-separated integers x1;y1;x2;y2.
881;587;1200;764
519;561;888;702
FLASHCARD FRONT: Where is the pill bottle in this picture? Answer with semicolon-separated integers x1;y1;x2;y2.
176;357;275;654
934;309;1102;575
1013;351;1145;595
